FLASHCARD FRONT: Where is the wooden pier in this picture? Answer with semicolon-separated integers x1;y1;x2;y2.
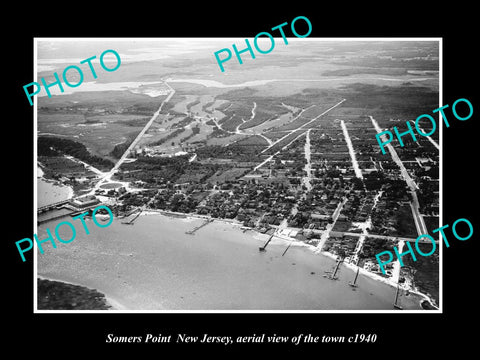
37;203;98;225
349;267;360;288
121;209;142;225
258;234;274;251
37;208;73;224
393;285;403;310
186;219;213;235
37;199;71;214
324;258;343;280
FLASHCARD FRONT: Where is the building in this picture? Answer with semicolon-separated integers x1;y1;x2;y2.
311;213;331;221
70;195;100;209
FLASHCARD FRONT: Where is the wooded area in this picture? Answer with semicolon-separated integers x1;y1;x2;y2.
38;136;114;170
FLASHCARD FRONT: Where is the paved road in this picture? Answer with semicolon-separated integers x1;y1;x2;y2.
370;116;428;236
253;130;308;172
409;120;440;150
342;232;437;243
64;155;106;176
261;99;346;155
340;119;363;179
90;82;175;193
315;198;348;252
303;129;313;191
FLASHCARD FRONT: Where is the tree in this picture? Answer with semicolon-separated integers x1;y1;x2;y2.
351;177;364;190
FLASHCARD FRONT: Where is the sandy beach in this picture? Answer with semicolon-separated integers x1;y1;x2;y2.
37;274;129;311
37;166;74;208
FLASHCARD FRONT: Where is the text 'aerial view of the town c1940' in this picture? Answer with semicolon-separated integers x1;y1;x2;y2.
35;38;440;312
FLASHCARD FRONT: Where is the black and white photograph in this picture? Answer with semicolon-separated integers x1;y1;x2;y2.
5;5;478;354
34;38;441;312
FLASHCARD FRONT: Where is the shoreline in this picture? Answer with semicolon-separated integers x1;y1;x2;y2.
37;275;127;311
37;165;75;207
36;207;437;311
139;210;438;310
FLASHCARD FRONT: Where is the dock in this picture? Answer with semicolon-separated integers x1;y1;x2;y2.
324;258;343;280
121;209;142;225
37;202;98;225
37;208;73;224
393;285;403;310
349;267;360;288
186;218;213;235
258;234;274;251
281;241;292;256
118;208;138;219
37;199;71;214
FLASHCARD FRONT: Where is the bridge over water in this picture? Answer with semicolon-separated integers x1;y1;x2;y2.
37;200;71;214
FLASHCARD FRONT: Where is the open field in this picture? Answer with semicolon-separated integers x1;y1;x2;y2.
38;91;164;159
